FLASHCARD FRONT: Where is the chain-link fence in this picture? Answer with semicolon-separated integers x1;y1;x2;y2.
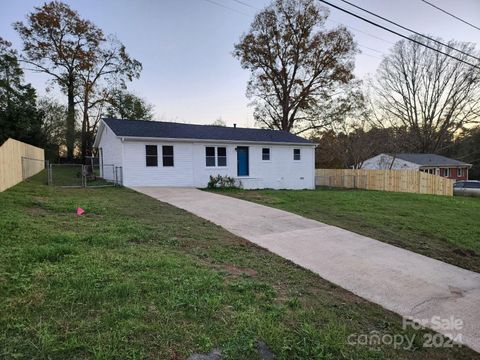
47;163;122;188
84;164;122;187
316;175;368;189
48;164;84;187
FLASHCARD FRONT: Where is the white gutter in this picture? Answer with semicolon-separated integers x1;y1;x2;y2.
92;121;105;148
117;135;316;147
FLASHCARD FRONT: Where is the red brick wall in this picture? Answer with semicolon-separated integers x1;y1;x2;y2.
442;167;468;180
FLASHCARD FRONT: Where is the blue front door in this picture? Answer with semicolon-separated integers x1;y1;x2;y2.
237;146;249;176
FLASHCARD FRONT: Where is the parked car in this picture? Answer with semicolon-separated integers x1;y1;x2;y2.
453;180;480;197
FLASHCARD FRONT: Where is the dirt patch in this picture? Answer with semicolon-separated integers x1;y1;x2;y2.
25;206;49;216
452;248;478;257
246;193;279;205
217;263;258;277
272;282;290;302
187;348;221;360
9;291;45;309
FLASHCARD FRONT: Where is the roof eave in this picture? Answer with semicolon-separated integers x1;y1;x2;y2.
117;135;315;146
419;163;472;168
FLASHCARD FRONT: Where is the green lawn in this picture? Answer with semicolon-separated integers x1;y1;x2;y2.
48;165;115;187
213;188;480;273
0;175;477;359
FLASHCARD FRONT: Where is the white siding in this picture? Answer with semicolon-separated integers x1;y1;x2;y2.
361;154;420;170
120;140;315;189
123;140;195;187
97;125;123;180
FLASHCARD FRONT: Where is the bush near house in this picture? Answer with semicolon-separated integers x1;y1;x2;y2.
207;174;241;189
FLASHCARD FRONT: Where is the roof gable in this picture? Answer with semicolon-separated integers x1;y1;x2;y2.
102;118;313;145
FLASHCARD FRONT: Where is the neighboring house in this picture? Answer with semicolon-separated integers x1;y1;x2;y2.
93;118;316;189
361;153;471;180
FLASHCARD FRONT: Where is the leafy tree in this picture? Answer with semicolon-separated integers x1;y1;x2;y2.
0;37;42;145
312;130;346;168
211;117;226;126
14;1;104;160
105;89;154;120
369;35;480;153
37;96;66;160
233;0;358;134
444;127;480;179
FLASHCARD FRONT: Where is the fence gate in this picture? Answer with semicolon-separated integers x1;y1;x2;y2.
47;163;122;188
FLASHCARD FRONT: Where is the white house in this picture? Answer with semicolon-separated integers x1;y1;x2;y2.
361;153;471;181
93;118;316;189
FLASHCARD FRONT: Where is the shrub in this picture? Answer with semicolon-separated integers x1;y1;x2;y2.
207;175;241;189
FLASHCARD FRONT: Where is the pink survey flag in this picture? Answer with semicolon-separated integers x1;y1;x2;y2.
76;207;85;216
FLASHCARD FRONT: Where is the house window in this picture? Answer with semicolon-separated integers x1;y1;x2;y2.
217;147;227;166
205;146;227;167
145;145;158;167
443;168;450;177
206;147;216;167
162;146;174;167
457;168;463;177
262;148;270;161
293;148;301;160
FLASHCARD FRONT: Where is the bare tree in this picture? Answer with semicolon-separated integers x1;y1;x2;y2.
77;36;142;159
314;125;398;169
233;0;358;135
370;35;480;153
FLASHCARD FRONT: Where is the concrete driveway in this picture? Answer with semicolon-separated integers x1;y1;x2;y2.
133;187;480;353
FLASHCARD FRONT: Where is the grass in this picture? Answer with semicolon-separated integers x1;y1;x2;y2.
0;174;477;359
49;164;116;187
212;187;480;273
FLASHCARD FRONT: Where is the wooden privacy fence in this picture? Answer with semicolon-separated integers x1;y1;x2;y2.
316;169;455;196
0;138;45;192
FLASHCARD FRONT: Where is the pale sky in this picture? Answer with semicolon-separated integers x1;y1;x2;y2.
1;0;479;127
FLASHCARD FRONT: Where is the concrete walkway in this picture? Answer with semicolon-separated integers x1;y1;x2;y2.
133;187;480;353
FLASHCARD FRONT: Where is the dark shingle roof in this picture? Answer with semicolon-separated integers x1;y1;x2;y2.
395;153;471;167
103;118;313;144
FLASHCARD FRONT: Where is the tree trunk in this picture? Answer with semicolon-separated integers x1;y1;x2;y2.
66;80;75;161
81;86;89;163
389;154;397;170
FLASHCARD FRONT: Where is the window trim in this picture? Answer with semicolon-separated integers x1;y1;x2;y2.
217;146;227;167
457;168;463;177
262;148;271;161
443;168;450;177
293;148;301;161
145;145;158;167
205;146;227;168
162;145;174;167
205;146;216;167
